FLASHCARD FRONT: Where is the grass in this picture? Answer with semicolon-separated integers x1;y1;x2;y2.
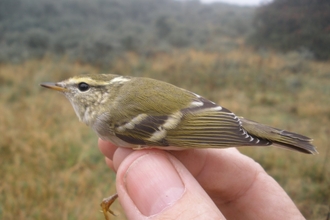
0;49;329;219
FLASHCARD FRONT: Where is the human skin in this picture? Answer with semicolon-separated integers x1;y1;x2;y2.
98;139;305;220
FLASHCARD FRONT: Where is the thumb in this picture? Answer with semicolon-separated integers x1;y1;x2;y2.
114;149;225;220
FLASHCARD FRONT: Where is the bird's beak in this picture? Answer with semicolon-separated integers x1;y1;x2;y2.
40;82;68;92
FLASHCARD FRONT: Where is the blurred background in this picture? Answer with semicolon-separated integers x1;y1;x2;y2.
0;0;329;219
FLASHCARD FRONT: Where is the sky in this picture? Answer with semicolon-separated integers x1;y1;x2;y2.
200;0;271;6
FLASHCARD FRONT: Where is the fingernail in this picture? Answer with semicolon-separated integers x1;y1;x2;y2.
124;152;185;216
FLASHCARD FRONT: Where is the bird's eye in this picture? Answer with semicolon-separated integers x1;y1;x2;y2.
78;82;90;92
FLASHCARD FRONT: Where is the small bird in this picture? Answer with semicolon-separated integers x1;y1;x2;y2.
40;73;317;218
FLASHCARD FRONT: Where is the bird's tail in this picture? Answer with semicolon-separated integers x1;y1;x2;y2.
240;117;317;154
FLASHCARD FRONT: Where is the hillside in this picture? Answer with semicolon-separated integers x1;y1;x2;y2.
0;0;254;65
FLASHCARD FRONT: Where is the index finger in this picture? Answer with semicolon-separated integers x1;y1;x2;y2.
98;139;304;220
170;148;304;220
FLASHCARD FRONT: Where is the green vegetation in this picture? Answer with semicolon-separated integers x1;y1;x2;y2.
250;0;330;60
0;0;253;65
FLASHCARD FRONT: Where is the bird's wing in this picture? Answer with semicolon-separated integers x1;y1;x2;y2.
113;97;270;148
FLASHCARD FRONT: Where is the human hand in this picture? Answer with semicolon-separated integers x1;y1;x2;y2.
98;139;305;220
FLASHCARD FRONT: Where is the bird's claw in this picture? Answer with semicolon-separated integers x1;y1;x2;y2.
100;193;119;220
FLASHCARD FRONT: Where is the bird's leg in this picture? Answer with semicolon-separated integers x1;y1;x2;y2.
100;193;119;220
